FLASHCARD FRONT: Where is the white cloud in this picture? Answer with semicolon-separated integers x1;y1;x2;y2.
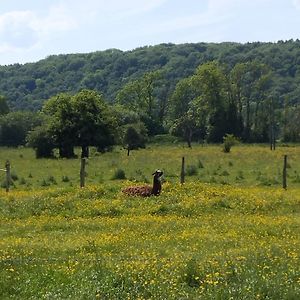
0;0;169;53
0;11;38;51
0;4;78;53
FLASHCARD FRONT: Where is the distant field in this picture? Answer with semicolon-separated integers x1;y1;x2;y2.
0;144;299;299
0;143;300;189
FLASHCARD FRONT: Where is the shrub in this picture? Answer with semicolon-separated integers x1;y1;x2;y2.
10;171;18;181
40;179;50;187
223;134;239;153
197;159;204;168
62;176;70;183
236;170;244;180
186;164;198;176
112;168;126;180
19;177;27;185
221;170;230;176
47;175;57;185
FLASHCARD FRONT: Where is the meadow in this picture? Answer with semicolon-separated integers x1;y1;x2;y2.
1;143;300;189
0;143;300;299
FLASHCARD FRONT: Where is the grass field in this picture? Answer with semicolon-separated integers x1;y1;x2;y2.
0;144;300;299
1;143;300;189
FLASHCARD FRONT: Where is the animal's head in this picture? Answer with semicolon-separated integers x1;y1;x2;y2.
152;169;163;179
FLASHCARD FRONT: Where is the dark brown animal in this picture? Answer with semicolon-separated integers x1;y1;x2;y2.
122;170;163;197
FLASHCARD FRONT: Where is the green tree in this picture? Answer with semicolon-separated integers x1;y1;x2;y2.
0;95;9;115
230;61;271;141
116;70;165;135
169;75;206;147
0;111;42;146
27;125;55;158
41;90;116;158
282;104;300;142
194;61;229;142
123;124;147;156
42;93;75;158
72;89;115;158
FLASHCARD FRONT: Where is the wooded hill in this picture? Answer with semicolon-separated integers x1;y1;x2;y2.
1;40;300;111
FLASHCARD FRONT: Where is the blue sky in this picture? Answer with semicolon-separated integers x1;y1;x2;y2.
0;0;300;65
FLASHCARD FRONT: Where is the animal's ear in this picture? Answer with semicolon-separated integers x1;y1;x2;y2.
152;170;163;176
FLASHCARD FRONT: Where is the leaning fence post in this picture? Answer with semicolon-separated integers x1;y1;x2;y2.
283;155;287;190
180;156;185;184
5;160;11;193
80;158;86;188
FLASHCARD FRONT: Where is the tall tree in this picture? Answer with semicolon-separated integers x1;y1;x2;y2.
41;90;115;158
123;124;147;156
72;89;115;158
230;61;271;141
0;111;42;146
0;95;9;115
42;93;76;158
116;70;165;135
194;61;229;142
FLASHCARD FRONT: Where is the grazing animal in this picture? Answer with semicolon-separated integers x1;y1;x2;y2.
122;170;163;197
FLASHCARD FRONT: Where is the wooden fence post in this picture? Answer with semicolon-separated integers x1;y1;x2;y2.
180;156;185;184
80;158;86;188
5;160;11;193
283;155;287;190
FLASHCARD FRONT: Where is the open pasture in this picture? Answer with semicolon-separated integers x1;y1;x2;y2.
0;144;300;299
1;143;300;189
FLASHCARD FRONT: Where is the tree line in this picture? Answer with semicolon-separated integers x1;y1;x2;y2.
0;57;299;156
1;40;300;112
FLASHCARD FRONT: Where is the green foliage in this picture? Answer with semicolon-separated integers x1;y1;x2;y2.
26;125;55;158
71;89;115;157
123;124;147;155
116;70;166;135
0;111;42;146
111;168;126;180
1;42;300;143
223;134;239;153
186;164;198;176
0;95;9;115
38;90;115;158
62;176;70;183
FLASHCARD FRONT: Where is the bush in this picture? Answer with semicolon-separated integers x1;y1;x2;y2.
10;171;18;181
197;159;204;168
112;168;126;180
19;177;27;185
186;164;198;176
223;134;239;153
47;175;57;185
62;176;70;183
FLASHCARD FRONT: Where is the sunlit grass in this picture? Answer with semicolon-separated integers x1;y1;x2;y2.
1;143;300;190
0;181;299;299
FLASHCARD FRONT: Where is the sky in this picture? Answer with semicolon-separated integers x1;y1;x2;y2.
0;0;300;65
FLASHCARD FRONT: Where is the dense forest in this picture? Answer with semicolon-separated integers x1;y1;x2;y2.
0;40;300;152
1;40;300;110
